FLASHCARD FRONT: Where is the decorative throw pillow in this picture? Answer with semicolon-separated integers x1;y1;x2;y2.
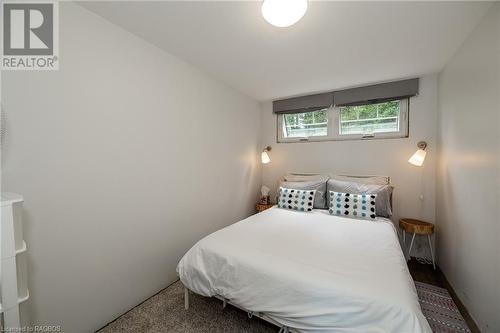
277;187;316;212
328;191;377;220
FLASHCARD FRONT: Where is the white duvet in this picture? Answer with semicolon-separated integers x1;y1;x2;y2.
177;207;432;333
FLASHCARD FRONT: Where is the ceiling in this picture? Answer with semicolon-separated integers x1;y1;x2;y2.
79;1;492;101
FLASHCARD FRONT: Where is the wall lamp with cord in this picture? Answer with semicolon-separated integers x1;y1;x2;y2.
261;146;272;164
408;141;427;167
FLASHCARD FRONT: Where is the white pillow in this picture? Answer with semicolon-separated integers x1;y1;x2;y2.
327;179;393;217
279;180;327;209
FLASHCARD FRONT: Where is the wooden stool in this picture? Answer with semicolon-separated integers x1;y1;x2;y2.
256;203;274;213
399;218;435;269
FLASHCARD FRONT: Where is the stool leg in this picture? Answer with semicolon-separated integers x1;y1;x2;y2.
402;230;407;260
408;233;416;261
427;234;436;270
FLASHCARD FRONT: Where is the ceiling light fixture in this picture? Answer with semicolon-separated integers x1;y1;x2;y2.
261;0;308;28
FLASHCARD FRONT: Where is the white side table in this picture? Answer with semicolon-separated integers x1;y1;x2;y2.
1;193;29;330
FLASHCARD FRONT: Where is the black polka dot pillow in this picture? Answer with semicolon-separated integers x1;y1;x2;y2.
277;187;316;212
329;191;377;220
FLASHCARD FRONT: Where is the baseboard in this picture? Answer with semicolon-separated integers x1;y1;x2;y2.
439;269;481;333
93;278;180;333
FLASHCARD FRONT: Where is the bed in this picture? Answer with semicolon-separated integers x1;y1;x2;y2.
177;199;432;332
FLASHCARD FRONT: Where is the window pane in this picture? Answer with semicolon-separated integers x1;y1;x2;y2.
283;109;328;138
339;101;400;135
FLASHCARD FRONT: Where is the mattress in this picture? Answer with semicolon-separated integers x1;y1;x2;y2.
177;207;432;333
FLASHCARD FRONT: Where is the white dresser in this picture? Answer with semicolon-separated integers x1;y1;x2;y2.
1;192;29;329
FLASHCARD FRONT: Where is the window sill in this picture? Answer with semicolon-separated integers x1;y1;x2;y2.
277;134;409;144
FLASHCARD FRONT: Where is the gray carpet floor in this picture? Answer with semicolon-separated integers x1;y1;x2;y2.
97;279;466;333
96;281;277;333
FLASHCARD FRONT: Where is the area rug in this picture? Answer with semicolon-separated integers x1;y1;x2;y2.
415;281;471;333
98;280;471;333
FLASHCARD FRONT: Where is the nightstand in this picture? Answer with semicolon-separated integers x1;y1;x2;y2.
256;203;274;213
399;218;436;269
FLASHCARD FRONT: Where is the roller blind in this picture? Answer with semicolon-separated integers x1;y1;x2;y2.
333;79;419;107
273;92;334;114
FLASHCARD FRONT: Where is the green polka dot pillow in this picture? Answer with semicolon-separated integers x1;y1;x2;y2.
277;187;316;212
329;191;377;220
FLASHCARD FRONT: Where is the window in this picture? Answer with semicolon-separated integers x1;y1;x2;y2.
337;100;406;137
281;109;328;139
278;99;408;142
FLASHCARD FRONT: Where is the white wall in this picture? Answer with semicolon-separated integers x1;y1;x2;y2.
1;3;261;332
261;75;438;256
436;5;499;333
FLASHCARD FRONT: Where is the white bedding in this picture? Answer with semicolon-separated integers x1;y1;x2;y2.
177;207;432;333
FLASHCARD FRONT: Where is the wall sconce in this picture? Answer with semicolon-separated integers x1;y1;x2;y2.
261;146;271;164
408;141;427;167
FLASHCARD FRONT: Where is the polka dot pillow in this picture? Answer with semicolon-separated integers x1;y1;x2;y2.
277;187;316;212
329;191;377;220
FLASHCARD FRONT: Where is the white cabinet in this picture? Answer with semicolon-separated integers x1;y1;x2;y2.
1;193;29;329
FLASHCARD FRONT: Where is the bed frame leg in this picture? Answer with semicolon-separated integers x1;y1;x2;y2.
184;287;189;310
279;326;290;333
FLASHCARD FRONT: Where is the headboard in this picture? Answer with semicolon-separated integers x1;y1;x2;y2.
331;174;391;186
283;173;391;185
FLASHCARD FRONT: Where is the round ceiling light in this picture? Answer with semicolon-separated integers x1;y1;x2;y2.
261;0;308;28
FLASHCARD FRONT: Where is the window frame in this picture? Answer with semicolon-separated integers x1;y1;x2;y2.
277;99;409;143
277;108;333;143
